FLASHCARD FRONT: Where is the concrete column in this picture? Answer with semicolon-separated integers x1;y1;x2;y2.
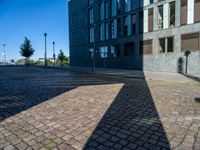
175;0;181;27
175;31;181;53
153;2;158;31
153;3;158;54
153;33;158;55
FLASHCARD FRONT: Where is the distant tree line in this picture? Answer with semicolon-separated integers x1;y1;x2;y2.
17;37;69;66
15;57;69;66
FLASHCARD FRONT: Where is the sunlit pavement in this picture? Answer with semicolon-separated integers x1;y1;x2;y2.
0;66;200;150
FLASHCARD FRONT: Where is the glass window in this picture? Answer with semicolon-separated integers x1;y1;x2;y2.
89;8;94;24
89;48;94;58
89;27;94;43
131;0;137;10
159;38;165;53
100;47;108;58
124;15;131;36
100;23;105;41
117;18;121;37
111;19;117;38
105;22;109;40
105;1;109;19
112;0;117;16
158;2;176;29
124;0;131;12
159;37;174;53
158;5;164;29
89;0;93;5
167;37;174;52
111;45;120;57
118;0;121;14
169;1;175;27
112;0;120;16
100;2;105;21
131;14;136;34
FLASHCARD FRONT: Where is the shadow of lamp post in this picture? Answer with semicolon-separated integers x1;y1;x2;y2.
44;33;47;67
184;50;191;74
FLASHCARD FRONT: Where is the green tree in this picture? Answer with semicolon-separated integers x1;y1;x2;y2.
57;50;67;66
19;37;35;65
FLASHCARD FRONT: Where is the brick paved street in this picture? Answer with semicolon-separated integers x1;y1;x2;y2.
0;66;200;150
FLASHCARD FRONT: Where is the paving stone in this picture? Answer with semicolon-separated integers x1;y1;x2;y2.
119;139;128;146
63;134;73;141
113;143;123;150
15;142;28;150
4;145;15;150
0;66;200;149
9;138;22;145
127;143;137;149
116;132;128;139
109;136;120;142
136;147;146;150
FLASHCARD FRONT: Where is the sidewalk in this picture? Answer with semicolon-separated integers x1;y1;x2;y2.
5;65;198;84
63;66;200;84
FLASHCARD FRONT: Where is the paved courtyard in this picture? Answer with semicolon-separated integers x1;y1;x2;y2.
0;66;200;150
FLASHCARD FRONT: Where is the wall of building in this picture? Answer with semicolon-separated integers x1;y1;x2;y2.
68;0;200;74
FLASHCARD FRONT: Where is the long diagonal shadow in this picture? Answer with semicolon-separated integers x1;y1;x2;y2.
83;77;171;149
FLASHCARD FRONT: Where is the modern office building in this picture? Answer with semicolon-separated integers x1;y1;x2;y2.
68;0;200;73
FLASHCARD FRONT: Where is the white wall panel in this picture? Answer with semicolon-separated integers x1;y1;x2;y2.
187;0;194;24
163;4;169;29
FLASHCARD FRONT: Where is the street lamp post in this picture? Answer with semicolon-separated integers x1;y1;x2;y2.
52;41;56;66
3;44;6;65
44;33;47;66
93;24;96;72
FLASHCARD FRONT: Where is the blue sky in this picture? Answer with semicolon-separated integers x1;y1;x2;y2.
0;0;69;61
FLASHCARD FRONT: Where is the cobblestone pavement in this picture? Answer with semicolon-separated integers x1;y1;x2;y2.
0;66;200;150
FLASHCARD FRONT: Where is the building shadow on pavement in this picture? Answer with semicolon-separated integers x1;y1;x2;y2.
0;66;171;149
0;66;115;121
83;78;170;149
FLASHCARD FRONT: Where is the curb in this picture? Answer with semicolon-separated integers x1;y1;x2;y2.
38;66;146;80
